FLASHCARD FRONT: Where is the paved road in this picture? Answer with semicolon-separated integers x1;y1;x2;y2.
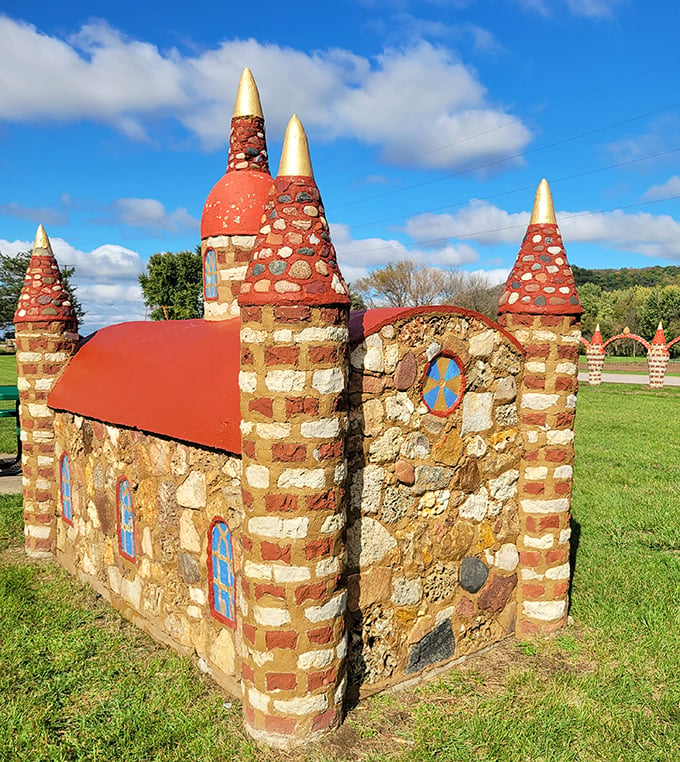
578;372;680;386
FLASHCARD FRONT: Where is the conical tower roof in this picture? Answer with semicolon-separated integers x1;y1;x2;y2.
652;321;667;346
498;179;582;315
14;225;77;324
591;323;603;346
239;115;350;307
201;68;274;238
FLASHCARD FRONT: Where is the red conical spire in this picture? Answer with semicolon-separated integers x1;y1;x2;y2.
498;180;582;315
14;225;77;325
239;116;350;307
591;323;603;346
652;321;666;346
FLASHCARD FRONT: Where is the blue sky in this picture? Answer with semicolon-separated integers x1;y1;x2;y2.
0;0;679;332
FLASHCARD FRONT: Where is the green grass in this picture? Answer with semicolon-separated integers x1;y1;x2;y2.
0;354;18;454
1;384;680;760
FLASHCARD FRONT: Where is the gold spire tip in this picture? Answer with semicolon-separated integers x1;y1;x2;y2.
658;320;663;330
34;224;51;252
529;178;557;225
278;115;314;178
233;67;263;119
595;323;600;331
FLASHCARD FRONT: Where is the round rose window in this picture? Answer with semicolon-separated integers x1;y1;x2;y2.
421;353;465;416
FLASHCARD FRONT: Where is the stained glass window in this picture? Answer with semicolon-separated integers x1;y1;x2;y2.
209;519;235;627
60;454;72;524
117;478;136;561
422;353;465;416
204;248;218;301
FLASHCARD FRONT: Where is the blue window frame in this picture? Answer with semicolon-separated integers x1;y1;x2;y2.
117;478;136;561
208;518;235;627
60;454;72;524
204;248;218;301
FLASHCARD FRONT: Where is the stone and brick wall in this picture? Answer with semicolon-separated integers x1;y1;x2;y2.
17;321;79;557
237;303;349;747
52;413;244;695
346;308;524;694
498;314;579;637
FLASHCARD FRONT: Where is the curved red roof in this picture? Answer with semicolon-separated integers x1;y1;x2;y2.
48;306;522;454
201;170;275;238
48;319;242;454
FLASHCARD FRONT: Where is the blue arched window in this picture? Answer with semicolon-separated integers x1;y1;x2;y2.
208;518;235;627
60;454;72;524
204;248;218;301
117;478;136;562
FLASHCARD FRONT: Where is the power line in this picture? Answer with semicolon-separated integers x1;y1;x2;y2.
343;146;680;233
333;100;680;211
337;193;680;258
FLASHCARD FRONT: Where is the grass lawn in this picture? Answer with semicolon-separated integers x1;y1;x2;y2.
1;383;680;760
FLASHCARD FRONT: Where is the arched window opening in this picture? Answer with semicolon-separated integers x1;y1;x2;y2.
60;453;72;524
204;248;218;301
208;519;235;627
117;478;136;562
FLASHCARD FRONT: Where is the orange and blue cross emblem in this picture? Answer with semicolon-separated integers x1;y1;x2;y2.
422;354;464;415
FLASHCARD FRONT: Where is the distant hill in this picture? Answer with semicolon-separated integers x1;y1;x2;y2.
572;265;680;291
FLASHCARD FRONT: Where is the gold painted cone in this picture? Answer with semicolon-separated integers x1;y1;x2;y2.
278;115;314;178
529;178;557;225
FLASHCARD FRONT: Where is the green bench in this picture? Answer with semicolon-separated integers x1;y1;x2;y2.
0;385;21;471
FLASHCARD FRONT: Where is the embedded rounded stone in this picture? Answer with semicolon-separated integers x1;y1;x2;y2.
289;260;312;279
252;263;265;276
395;459;415;485
315;260;329;275
268;260;287;275
394;351;418;390
413;465;453;496
460;557;488;593
477;572;517;612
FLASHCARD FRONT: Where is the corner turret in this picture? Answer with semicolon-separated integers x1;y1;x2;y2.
14;225;79;558
201;69;275;319
237;116;349;748
498;180;581;638
648;321;669;389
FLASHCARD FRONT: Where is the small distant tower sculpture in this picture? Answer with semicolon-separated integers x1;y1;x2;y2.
498;179;582;638
585;324;605;385
647;321;669;390
237;116;351;748
201;68;275;319
14;226;79;557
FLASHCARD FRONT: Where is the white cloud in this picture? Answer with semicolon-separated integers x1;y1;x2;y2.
0;235;146;333
105;198;199;233
0;202;67;226
0;17;531;170
510;0;622;17
330;221;480;282
641;176;680;202
403;200;680;259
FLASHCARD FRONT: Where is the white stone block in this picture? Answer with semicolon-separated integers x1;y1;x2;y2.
176;471;207;509
312;368;345;394
525;362;546;373
495;543;519;571
35;378;54;391
272;565;310;583
296;326;348;344
256;423;291;440
554;465;573;479
459;487;489;522
522;600;567;621
220;265;248;281
246;464;269;489
385;393;415;424
305;591;347;623
254;606;291;627
28;403;50;418
301;418;339;439
559;528;572;544
265;370;306;393
525;466;548;480
521;393;559;410
248;516;309;539
243;560;272;580
179;511;201;553
321;512;345;534
121;576;142;609
316;557;340;577
469;329;494;357
297;649;334;670
462;393;493;435
248;687;270;713
545;562;570;580
546;429;574;445
238;371;257;393
523;534;554;550
521;498;570;514
489;470;519;500
277;468;325;490
273;329;293;343
556;362;577;375
273;694;328;716
240;327;267;344
190;586;207;605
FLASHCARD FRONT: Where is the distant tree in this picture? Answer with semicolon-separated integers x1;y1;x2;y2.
0;250;84;331
351;260;500;319
138;248;203;321
352;261;465;308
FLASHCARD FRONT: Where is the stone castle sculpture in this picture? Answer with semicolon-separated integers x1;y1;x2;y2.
15;69;582;749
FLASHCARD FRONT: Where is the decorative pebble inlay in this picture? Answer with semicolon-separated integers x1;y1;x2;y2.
15;249;77;324
498;223;582;315
227;116;269;173
239;175;351;306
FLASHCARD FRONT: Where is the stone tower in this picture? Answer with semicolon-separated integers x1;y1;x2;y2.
14;225;79;558
201;68;275;319
237;115;351;748
585;324;605;385
498;180;582;638
647;322;669;389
